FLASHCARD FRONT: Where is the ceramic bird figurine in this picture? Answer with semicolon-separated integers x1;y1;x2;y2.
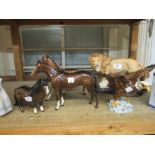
103;64;155;100
0;78;13;116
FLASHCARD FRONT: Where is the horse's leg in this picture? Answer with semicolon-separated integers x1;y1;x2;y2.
46;92;52;101
82;86;86;95
58;89;64;106
39;100;44;112
86;86;94;104
18;101;24;112
18;104;24;112
32;101;38;114
94;92;99;108
54;89;61;110
14;97;24;112
46;88;52;101
61;96;64;106
33;107;38;114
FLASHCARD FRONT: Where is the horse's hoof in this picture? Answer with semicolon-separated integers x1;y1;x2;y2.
95;105;98;108
40;106;44;112
19;108;24;112
89;102;92;104
55;108;59;110
33;107;38;114
82;92;86;95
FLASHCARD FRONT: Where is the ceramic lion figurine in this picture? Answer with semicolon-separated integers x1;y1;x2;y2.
88;53;144;74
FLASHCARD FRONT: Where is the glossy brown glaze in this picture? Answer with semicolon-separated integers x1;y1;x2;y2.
103;64;155;100
14;79;48;113
40;55;86;94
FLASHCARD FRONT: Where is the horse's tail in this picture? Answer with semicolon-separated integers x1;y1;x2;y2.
14;95;18;106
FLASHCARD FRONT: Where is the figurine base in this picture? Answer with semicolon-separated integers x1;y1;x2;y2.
108;97;133;113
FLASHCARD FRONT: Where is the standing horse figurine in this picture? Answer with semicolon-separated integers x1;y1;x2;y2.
41;55;86;100
14;78;49;113
31;57;98;110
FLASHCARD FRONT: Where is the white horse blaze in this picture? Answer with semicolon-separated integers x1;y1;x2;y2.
40;106;44;112
44;86;49;95
61;96;64;106
55;100;61;110
33;107;38;114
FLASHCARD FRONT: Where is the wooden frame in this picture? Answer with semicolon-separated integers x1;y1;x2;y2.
129;22;139;59
10;24;23;80
0;19;142;26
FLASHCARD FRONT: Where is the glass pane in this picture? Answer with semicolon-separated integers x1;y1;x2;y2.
65;26;103;48
21;26;61;48
23;51;61;66
65;50;104;66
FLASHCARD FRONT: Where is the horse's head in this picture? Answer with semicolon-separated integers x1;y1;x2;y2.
41;54;60;71
31;60;58;78
31;60;42;77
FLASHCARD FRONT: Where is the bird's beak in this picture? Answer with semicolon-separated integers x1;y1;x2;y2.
143;86;150;92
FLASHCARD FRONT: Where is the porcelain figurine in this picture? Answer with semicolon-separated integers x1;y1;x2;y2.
0;78;13;116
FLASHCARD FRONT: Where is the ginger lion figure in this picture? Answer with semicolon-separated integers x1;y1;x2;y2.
14;78;49;114
88;53;144;75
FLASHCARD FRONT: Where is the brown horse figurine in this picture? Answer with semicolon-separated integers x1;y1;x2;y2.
31;59;98;110
39;55;86;100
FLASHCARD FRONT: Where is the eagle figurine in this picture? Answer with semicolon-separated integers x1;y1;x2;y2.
97;64;155;100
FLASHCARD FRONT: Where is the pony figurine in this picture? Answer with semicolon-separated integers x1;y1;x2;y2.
0;78;13;116
14;78;49;114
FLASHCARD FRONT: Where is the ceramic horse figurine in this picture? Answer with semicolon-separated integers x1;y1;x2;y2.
31;60;98;110
41;55;86;101
14;78;49;113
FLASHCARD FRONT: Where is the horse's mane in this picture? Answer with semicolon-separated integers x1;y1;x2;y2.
43;55;61;71
18;81;42;96
30;79;44;96
36;60;41;65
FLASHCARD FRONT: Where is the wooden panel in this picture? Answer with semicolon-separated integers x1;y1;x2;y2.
129;23;139;59
1;123;155;134
18;19;143;25
0;19;143;25
10;24;23;80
